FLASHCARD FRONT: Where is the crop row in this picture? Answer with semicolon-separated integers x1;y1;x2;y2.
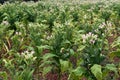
0;1;120;80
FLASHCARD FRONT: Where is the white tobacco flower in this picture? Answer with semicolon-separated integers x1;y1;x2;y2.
25;50;29;54
107;21;112;27
21;50;36;60
90;39;95;44
82;32;98;44
94;35;98;39
82;34;87;43
95;29;98;32
88;32;92;36
15;32;22;35
82;34;87;39
31;50;35;54
99;22;106;29
102;33;105;36
2;21;9;25
25;53;32;59
46;35;53;40
16;32;19;35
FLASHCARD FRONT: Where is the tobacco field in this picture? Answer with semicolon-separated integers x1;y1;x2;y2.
0;0;120;80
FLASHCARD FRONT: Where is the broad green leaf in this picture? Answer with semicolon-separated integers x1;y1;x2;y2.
70;49;74;55
37;45;50;53
78;30;85;33
40;61;56;67
42;53;58;61
78;45;86;51
43;66;52;75
72;67;85;76
63;40;71;44
36;45;52;54
105;64;117;72
90;64;102;80
60;59;69;72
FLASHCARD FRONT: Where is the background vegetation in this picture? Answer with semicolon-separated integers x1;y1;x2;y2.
0;0;120;80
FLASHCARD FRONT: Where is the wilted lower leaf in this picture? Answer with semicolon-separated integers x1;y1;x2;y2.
90;64;102;80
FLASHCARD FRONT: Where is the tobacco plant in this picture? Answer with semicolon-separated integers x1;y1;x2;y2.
0;0;120;80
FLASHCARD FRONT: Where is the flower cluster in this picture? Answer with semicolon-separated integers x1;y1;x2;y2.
82;32;98;44
98;21;112;29
99;22;106;29
98;21;113;36
21;50;36;60
1;21;9;26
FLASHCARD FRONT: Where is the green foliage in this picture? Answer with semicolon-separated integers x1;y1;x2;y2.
105;64;117;72
0;72;8;80
60;59;69;73
90;64;102;80
0;0;120;80
68;67;86;80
